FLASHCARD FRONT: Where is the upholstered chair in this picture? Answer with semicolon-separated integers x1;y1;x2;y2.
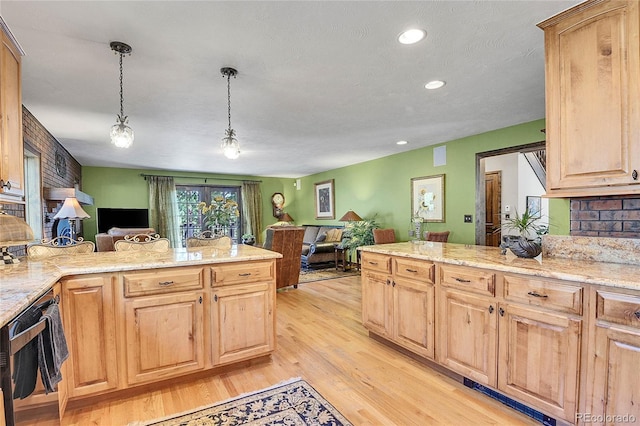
113;233;170;252
27;236;95;258
186;232;232;249
425;231;450;242
373;228;396;244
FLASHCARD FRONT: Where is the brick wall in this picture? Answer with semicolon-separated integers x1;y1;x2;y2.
570;196;640;238
1;106;83;255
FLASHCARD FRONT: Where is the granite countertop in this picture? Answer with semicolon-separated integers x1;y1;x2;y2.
0;244;281;328
360;241;640;291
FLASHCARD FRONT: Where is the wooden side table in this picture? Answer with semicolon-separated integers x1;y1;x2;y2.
334;246;350;271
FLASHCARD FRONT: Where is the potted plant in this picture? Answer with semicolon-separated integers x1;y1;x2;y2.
498;207;548;258
241;233;256;245
339;217;380;252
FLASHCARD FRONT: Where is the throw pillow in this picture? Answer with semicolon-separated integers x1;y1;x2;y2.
325;228;343;242
315;233;327;242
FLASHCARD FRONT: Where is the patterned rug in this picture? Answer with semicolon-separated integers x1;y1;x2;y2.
298;266;359;284
131;378;352;426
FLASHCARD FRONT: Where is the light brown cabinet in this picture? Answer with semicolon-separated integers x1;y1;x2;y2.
539;0;640;197
0;20;24;201
361;252;435;360
121;266;206;385
585;288;640;423
61;274;118;398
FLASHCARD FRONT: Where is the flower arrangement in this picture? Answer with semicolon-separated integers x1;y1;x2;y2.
197;197;239;230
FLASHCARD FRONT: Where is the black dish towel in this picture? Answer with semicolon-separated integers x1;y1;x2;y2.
37;303;69;394
10;305;43;399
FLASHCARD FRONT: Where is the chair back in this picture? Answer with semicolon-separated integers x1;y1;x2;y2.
186;232;232;249
425;231;450;242
27;236;95;258
114;233;170;252
373;228;396;244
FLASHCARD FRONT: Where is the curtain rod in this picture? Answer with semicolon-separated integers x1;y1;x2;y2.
140;173;261;183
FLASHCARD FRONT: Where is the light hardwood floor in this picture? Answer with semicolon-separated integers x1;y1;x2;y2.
28;276;537;425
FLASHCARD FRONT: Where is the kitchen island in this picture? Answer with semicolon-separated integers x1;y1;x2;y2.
359;241;640;425
1;244;280;423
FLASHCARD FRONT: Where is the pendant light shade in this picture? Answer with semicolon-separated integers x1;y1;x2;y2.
110;41;134;148
221;67;240;159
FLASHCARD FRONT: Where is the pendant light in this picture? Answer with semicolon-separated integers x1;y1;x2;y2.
109;41;134;148
220;67;240;159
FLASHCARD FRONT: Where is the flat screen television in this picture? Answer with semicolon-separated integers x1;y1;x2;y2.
97;208;150;233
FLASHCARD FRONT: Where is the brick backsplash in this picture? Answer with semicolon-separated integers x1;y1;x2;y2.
570;195;640;238
2;106;83;256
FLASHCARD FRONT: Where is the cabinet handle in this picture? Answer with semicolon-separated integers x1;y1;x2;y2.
633;170;638;181
392;280;396;287
0;179;10;190
634;311;640;320
158;280;174;286
199;296;202;304
488;305;494;314
527;291;548;298
239;273;252;277
386;278;391;286
499;307;505;317
368;261;378;265
454;277;471;283
214;294;218;302
405;268;418;273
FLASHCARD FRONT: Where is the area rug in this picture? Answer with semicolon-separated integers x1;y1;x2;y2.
131;378;351;426
298;267;359;284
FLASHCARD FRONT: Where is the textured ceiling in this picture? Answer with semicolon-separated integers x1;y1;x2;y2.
1;1;581;178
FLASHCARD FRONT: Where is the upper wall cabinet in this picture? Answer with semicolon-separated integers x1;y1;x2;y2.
0;17;24;202
539;0;640;197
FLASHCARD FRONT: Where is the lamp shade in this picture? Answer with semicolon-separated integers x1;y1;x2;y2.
339;210;363;222
279;212;294;223
53;197;90;220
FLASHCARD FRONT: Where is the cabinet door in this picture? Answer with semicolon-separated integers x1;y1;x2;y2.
62;274;118;398
498;303;581;422
124;292;205;385
361;271;392;338
438;289;497;386
588;325;640;423
392;277;434;359
211;282;274;365
0;30;24;200
542;0;640;194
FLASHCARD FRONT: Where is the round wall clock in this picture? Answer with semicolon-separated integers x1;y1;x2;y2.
271;192;284;218
55;151;67;178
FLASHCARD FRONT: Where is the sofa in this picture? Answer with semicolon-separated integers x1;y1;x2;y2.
300;225;344;269
95;227;157;252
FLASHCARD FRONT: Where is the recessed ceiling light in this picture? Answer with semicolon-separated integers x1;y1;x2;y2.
396;140;408;145
398;29;426;45
425;80;446;90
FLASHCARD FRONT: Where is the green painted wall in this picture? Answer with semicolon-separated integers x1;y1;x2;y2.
81;119;570;245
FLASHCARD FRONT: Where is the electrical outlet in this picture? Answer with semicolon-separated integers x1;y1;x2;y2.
464;214;473;223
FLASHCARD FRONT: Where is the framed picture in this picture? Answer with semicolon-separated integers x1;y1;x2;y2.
314;179;335;219
411;174;445;222
526;196;542;218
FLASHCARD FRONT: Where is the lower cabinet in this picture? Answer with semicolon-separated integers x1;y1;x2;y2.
123;292;205;385
585;288;640;423
61;274;119;398
211;282;274;365
361;253;435;360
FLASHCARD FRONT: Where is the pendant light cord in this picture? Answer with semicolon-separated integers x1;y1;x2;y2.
119;52;124;118
227;73;232;130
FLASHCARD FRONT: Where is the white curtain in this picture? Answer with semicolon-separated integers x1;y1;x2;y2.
148;176;181;248
241;181;263;245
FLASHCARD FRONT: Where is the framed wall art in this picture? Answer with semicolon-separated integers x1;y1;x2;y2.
411;174;445;222
526;196;542;218
314;179;335;219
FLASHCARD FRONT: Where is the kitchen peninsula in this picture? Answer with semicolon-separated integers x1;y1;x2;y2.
0;245;280;422
359;240;640;425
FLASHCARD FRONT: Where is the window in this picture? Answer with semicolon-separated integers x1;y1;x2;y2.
24;148;43;240
176;185;242;247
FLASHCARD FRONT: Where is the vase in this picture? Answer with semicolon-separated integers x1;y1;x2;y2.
500;235;542;258
242;236;255;245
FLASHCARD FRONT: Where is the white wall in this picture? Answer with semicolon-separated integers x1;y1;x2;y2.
485;152;519;236
518;154;549;230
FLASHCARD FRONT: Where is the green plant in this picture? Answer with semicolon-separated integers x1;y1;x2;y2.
500;207;547;240
242;233;255;240
197;196;239;229
340;217;380;251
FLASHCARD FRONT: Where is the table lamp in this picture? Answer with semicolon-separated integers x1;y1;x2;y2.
339;210;362;222
0;211;35;264
53;197;90;242
273;212;294;226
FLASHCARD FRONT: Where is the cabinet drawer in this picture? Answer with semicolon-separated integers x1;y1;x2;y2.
440;265;495;296
596;290;640;329
123;267;204;297
394;258;434;283
503;275;583;315
361;252;392;274
211;261;274;286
